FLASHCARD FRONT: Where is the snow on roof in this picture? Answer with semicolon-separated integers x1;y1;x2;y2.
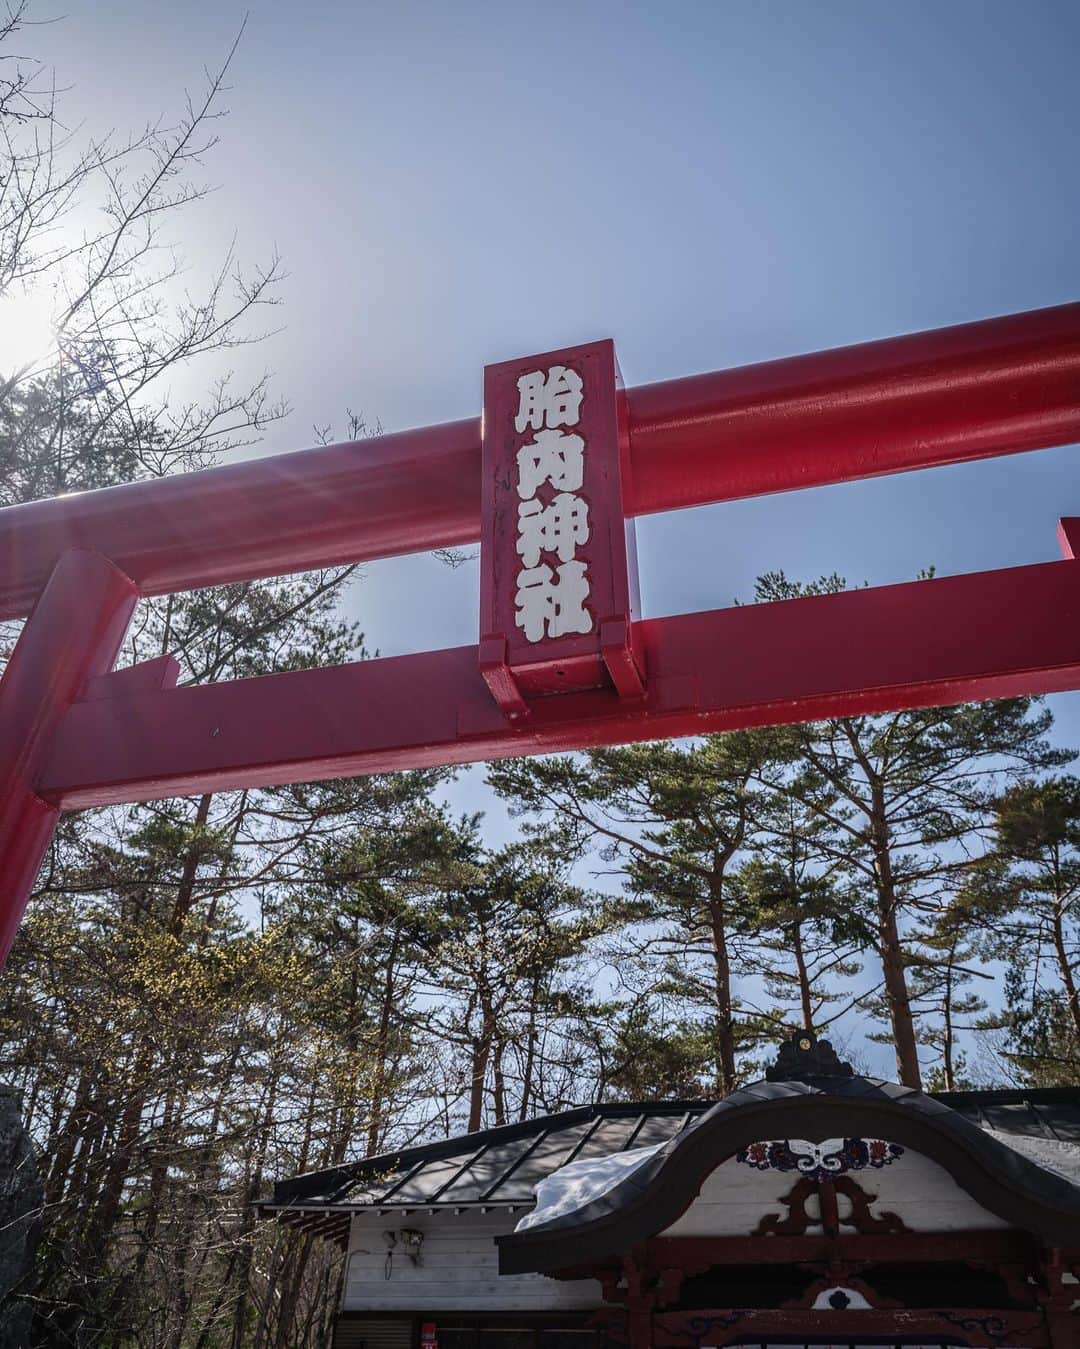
514;1142;665;1232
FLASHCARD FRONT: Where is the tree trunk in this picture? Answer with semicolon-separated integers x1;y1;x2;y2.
706;883;737;1094
870;787;922;1089
519;977;539;1122
273;1233;315;1349
492;1038;507;1126
43;1068;93;1205
367;927;401;1155
169;792;214;935
91;1058;150;1254
1051;898;1080;1044
468;1016;493;1133
232;1066;282;1349
1050;850;1080;1045
129;1083;176;1285
791;921;814;1029
942;948;956;1091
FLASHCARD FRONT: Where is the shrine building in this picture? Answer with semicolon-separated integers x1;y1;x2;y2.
259;1033;1080;1349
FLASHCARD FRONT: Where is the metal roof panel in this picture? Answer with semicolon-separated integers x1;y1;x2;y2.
267;1086;1080;1214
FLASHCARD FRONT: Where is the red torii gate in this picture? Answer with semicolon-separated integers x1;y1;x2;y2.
1;302;1079;968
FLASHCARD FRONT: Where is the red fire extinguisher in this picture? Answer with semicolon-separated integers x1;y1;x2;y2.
420;1322;438;1349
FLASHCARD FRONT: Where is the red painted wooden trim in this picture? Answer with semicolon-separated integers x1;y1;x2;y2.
0;302;1077;619
641;1229;1037;1267
40;542;1080;809
647;1305;1052;1348
0;550;137;964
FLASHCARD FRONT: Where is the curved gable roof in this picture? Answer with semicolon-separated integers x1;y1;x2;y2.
266;1086;1080;1212
497;1075;1080;1273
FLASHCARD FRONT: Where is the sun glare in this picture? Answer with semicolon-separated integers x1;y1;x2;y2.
0;289;60;379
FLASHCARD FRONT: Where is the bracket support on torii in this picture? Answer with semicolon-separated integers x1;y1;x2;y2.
1;301;1079;968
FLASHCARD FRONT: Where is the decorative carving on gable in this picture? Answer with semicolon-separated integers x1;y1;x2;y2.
754;1174;910;1238
737;1136;904;1181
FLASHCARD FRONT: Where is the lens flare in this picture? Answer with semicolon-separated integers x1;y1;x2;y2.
0;289;59;379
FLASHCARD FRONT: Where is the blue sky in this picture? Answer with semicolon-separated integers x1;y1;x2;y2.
30;1;1080;1066
35;0;1079;660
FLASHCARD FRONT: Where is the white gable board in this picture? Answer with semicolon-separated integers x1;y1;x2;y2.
661;1142;1011;1237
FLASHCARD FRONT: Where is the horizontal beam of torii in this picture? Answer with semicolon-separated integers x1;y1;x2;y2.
1;302;1079;619
0;301;1079;968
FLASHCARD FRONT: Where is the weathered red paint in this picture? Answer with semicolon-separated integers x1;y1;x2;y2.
644;1306;1051;1348
574;1232;1079;1347
637;1229;1035;1266
36;536;1080;809
0;304;1078;969
0;301;1077;621
0;550;138;966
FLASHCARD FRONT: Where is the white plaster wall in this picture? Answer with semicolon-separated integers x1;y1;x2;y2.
661;1144;1011;1237
342;1210;603;1313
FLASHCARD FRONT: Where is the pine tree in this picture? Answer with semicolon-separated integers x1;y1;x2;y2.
428;831;600;1130
489;732;788;1094
974;777;1080;1084
736;790;864;1038
751;571;1070;1089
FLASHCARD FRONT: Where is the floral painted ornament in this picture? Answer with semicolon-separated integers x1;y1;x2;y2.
737;1137;904;1182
